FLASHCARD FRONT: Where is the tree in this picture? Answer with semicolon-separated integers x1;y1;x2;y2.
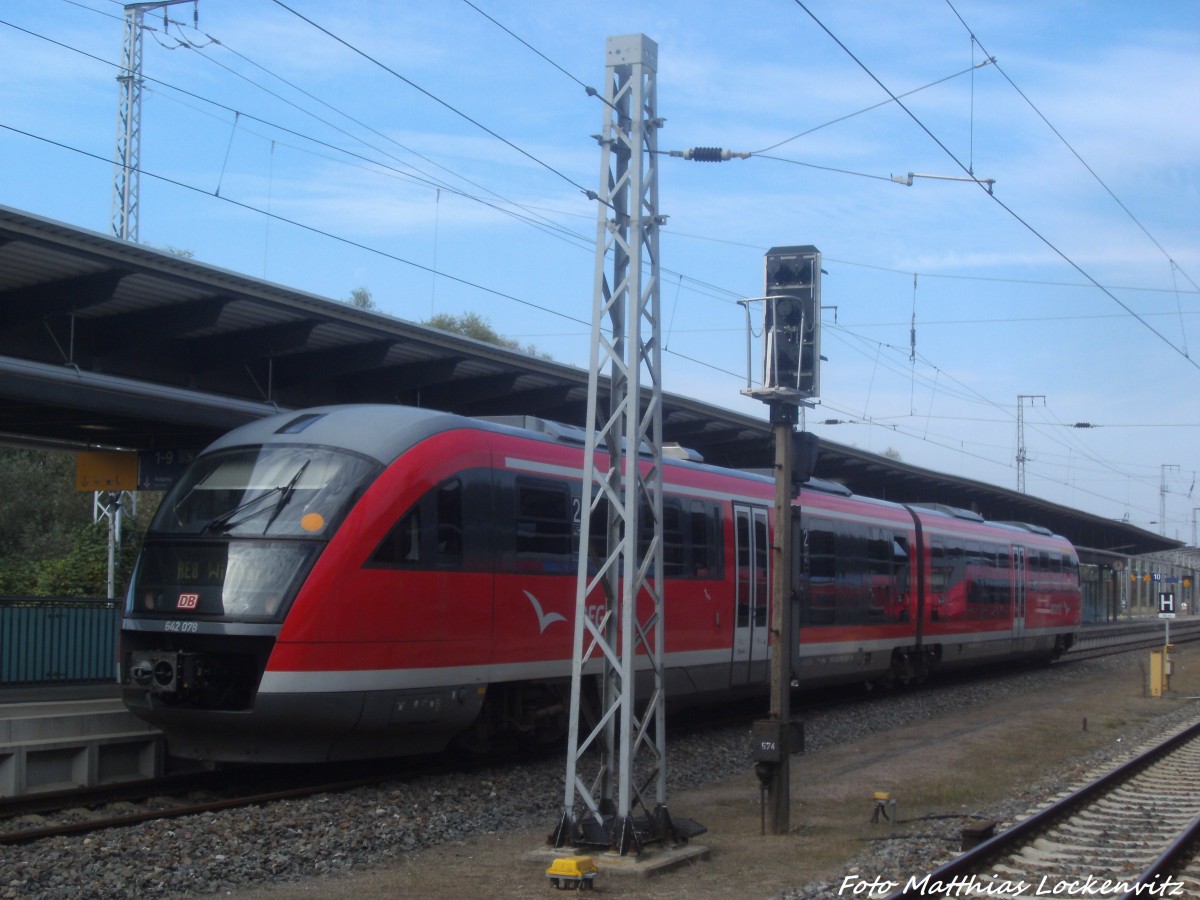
0;449;90;591
0;448;154;597
424;311;550;358
347;286;376;310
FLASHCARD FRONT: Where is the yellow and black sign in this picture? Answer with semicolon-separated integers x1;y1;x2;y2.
75;450;139;492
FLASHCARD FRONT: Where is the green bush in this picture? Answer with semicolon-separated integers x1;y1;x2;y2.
0;449;159;598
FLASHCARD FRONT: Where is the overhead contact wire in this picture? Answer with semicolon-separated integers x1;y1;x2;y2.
943;0;1200;298
268;0;593;199
790;0;1200;375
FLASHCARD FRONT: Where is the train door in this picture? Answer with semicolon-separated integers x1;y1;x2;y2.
732;504;770;685
1012;545;1027;645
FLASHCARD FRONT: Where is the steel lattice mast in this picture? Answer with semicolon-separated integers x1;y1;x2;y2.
1015;394;1044;494
554;33;668;857
112;4;145;241
112;1;194;241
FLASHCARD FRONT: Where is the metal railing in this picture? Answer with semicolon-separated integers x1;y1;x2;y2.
0;597;120;686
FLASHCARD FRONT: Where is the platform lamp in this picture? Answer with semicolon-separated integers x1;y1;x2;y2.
739;245;822;835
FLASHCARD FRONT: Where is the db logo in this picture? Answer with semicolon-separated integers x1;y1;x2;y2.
177;593;200;610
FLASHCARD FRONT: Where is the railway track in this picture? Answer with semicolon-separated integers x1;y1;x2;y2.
0;757;443;847
3;624;1193;851
883;719;1200;899
1066;618;1200;664
0;708;748;847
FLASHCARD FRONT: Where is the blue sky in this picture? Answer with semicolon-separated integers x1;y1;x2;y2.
1;1;1197;540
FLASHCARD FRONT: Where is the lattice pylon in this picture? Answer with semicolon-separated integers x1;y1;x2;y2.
554;33;667;857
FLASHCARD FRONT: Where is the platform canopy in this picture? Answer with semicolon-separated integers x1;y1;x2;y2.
0;205;1177;556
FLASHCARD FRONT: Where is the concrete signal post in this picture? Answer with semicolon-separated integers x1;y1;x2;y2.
740;245;822;835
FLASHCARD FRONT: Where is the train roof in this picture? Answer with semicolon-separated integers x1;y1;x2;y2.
203;405;1075;546
908;502;1072;545
201;404;719;468
204;405;467;465
204;404;738;471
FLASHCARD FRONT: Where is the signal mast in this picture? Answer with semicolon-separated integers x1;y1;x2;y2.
740;245;822;835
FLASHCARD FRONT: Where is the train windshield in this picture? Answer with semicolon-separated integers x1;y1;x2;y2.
153;445;381;538
130;540;318;620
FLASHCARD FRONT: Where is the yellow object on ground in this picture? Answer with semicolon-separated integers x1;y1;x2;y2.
546;855;599;890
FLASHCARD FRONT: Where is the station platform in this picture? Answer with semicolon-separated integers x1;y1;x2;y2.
0;683;164;796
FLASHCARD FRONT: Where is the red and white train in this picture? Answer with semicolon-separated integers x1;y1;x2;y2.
120;405;1081;763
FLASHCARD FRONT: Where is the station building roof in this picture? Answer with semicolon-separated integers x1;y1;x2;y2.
0;204;1178;557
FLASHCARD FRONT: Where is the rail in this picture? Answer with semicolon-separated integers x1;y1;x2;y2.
0;596;119;687
883;720;1200;899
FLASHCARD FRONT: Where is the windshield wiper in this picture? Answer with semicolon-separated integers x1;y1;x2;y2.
261;460;310;534
202;460;310;534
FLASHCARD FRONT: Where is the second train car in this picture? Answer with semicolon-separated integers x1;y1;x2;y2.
120;405;1081;762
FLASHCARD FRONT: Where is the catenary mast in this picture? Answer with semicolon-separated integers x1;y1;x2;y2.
554;33;670;856
112;1;195;241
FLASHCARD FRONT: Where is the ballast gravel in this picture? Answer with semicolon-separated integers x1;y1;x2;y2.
1;655;1194;900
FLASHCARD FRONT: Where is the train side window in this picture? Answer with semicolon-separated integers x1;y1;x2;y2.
688;501;720;578
709;504;725;577
516;479;572;567
962;541;984;619
736;514;751;627
587;498;609;564
893;535;911;618
583;499;601;561
630;499;687;577
1032;551;1051;591
661;501;686;577
947;542;965;574
837;523;871;624
807;526;836;579
864;532;909;622
753;514;768;626
866;530;892;619
801;522;837;626
435;479;463;563
368;477;463;569
582;497;711;580
867;532;891;576
371;508;423;565
929;541;948;593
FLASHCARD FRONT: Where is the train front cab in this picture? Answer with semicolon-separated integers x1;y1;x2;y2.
118;416;491;763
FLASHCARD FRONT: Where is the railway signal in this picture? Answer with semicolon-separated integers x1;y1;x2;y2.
740;245;822;836
763;246;821;400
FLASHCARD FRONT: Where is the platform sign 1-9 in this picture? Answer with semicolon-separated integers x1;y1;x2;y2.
138;449;197;491
1159;592;1177;619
